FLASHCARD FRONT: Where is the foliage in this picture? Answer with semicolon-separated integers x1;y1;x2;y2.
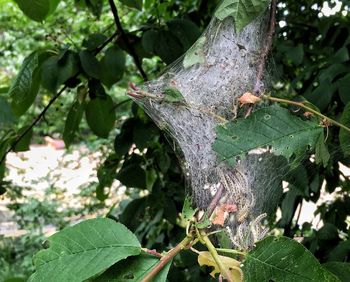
1;0;350;281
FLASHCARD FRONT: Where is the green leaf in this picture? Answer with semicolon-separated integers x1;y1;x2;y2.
323;262;350;282
242;236;339;282
9;52;41;117
279;187;302;227
119;198;147;232
13;126;33;152
213;105;324;166
183;36;206;68
315;132;330;167
85;0;103;18
339;102;350;156
85;95;116;138
29;218;141;282
100;46;126;88
214;0;270;33
63;100;85;148
162;87;185;103
93;254;172;282
114;119;134;157
286;44;304;65
0;97;16;129
79;50;101;79
331;47;349;64
196;213;211;229
182;196;197;222
120;0;143;10
141;30;183;64
133;121;159;150
116;163;146;189
338;74;350;105
14;0;61;22
82;33;107;51
167;19;201;50
97;154;119;195
41;50;80;93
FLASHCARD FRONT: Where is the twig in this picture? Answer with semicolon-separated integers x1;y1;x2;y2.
93;30;119;55
207;183;225;218
108;0;148;81
0;32;120;166
263;95;350;133
0;86;67;166
141;248;162;258
141;235;194;282
200;231;234;282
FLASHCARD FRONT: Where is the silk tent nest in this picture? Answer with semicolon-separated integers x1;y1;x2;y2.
128;7;285;249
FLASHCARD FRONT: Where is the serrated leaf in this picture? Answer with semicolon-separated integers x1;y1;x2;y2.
315;133;330;167
9;52;40;117
120;0;142;10
242;236;339;282
339;102;350;156
29;218;141;282
214;0;270;32
182;196;197;221
85;95;116;138
198;251;242;281
79;50;101;79
323;262;350;282
14;0;61;22
163;87;185;103
213;105;324;166
183;36;206;68
100;46;126;88
63;100;85;148
93;254;172;282
41;50;80;93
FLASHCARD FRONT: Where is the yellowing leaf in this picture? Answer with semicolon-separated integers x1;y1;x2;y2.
197;251;243;281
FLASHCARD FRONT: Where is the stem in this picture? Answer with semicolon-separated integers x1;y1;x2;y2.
263;95;350;133
141;248;162;258
216;248;247;257
108;0;148;81
201;232;234;282
141;235;193;282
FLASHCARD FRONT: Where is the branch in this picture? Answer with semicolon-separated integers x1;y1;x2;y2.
245;0;276;117
108;0;148;81
141;235;193;282
0;31;120;166
253;0;276;95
